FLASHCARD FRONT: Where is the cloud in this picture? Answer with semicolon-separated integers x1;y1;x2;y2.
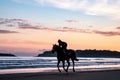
0;18;42;30
65;20;80;23
57;27;120;36
93;30;120;36
17;22;41;30
20;26;41;30
1;18;120;36
59;27;120;36
0;29;19;34
116;27;120;29
0;18;27;24
53;27;120;36
35;0;120;19
62;27;91;33
0;18;55;31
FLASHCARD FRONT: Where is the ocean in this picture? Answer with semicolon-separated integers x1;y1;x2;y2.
0;57;120;74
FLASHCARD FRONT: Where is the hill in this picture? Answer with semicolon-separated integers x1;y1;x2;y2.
38;51;57;57
38;49;120;58
0;53;16;57
76;49;120;58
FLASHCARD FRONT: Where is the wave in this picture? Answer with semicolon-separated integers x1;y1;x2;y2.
0;57;120;69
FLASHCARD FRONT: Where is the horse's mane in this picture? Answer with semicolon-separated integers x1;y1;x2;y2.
54;44;61;49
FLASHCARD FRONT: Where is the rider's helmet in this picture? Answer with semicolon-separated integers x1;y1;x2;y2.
58;39;62;43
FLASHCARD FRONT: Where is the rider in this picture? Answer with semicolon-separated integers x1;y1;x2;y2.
58;39;68;54
58;39;78;61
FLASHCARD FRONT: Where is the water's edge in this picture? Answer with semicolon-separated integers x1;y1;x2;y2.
0;57;120;74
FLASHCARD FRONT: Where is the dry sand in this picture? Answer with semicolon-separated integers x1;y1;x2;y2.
0;69;120;80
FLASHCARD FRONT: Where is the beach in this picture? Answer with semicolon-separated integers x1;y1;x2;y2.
0;69;120;80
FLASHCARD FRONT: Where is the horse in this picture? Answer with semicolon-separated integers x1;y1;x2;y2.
51;44;79;72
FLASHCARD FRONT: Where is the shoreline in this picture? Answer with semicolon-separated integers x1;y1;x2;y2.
0;69;120;80
0;64;120;74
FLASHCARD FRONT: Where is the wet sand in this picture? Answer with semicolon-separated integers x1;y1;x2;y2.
0;69;120;80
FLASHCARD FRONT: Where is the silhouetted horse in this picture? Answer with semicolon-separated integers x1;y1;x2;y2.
51;44;79;72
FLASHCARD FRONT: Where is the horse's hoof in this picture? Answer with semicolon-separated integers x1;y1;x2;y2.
59;71;61;72
58;70;61;72
73;70;75;72
65;70;68;72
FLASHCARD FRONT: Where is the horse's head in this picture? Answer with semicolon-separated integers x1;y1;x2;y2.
51;44;59;53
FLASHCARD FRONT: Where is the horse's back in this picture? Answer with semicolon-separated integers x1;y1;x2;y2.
68;49;76;55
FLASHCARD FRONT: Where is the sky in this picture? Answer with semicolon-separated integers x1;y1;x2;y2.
0;0;120;56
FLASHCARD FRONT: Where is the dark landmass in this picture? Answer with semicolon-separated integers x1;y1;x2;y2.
38;49;120;58
0;53;16;57
38;51;57;57
76;49;120;58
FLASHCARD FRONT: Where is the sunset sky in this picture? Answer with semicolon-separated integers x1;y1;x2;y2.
0;0;120;56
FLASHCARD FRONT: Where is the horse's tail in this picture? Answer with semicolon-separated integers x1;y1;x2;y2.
73;53;79;61
74;58;79;61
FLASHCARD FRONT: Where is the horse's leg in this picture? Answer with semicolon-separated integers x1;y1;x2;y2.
66;59;70;72
62;60;66;72
72;59;75;72
57;60;61;72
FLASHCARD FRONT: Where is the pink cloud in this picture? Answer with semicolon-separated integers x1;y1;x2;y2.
62;27;91;33
116;27;120;29
20;26;41;30
65;20;80;23
59;27;120;36
0;29;19;34
1;18;120;36
93;30;120;36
